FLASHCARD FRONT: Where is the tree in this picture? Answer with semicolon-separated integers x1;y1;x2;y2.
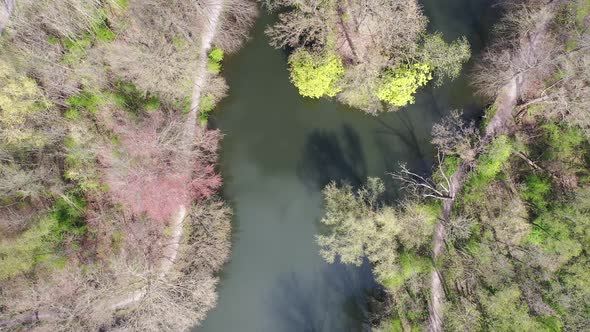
376;63;432;107
103;112;222;223
480;286;545;331
265;0;470;113
288;49;344;98
431;110;478;162
317;178;436;284
420;34;471;85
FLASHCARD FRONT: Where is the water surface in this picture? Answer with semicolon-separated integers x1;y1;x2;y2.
197;2;498;331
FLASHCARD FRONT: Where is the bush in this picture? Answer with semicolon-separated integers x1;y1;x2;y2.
66;90;103;114
207;48;224;74
0;216;59;280
198;94;216;126
471;135;512;186
114;80;160;114
288;49;344;98
462;135;513;205
521;174;552;212
376;63;432;107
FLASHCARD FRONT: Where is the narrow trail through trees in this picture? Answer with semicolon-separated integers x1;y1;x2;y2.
427;7;555;330
117;0;227;306
0;1;227;328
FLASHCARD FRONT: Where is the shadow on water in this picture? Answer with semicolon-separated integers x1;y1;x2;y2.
196;1;501;331
267;262;377;332
297;125;367;190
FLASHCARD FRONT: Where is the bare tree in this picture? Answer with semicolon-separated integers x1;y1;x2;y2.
431;110;478;162
215;0;258;53
389;158;453;201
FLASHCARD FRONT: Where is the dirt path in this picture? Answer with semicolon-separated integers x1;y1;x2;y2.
0;1;226;328
114;0;226;307
426;5;554;330
184;0;225;142
428;79;518;331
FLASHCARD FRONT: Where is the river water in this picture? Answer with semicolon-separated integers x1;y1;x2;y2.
197;2;498;331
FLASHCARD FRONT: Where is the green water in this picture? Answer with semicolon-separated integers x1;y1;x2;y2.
197;2;498;331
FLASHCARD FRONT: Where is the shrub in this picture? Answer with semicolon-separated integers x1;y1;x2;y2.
462;136;513;205
471;135;512;186
198;94;216;126
376;63;432;107
0;216;59;280
207;47;224;74
288;49;344;98
94;22;116;42
66;90;103;114
114;80;160;114
521;174;552;212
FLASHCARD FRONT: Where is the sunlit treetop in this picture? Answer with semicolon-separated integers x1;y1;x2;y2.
376;63;432;107
288;49;344;99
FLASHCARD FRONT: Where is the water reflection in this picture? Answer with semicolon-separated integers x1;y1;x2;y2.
268;263;375;332
298;125;367;190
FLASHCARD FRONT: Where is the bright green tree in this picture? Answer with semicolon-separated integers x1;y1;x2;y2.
0;59;51;148
288;49;344;98
376;63;432;107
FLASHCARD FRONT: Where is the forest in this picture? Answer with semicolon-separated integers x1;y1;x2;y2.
0;0;256;330
317;0;590;331
1;0;589;331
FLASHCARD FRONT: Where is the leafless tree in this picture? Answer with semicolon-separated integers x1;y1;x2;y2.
215;0;258;53
432;110;478;162
389;157;454;201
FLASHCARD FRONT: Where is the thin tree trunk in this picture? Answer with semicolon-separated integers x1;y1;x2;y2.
336;3;360;63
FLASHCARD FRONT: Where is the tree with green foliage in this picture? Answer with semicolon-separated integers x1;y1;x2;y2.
266;0;471;113
376;63;432;107
288;49;344;98
420;34;471;85
317;178;437;283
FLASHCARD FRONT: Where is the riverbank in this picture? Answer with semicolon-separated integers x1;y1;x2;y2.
315;0;590;330
195;1;497;329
